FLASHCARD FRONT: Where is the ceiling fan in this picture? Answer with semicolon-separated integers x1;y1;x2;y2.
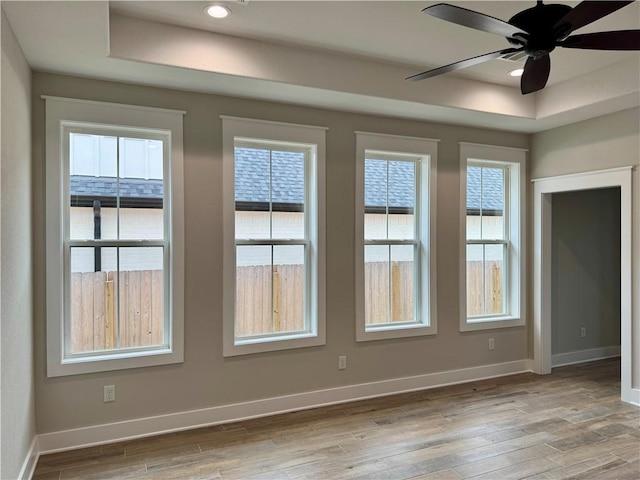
407;1;640;94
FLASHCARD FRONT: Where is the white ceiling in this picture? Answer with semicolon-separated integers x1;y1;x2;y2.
110;0;640;87
3;0;639;133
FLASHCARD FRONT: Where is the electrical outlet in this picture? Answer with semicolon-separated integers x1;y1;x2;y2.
338;355;347;370
488;338;495;351
580;327;587;338
104;385;115;402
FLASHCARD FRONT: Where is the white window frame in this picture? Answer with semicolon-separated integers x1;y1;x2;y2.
221;116;326;356
459;142;526;332
44;96;185;377
355;132;438;342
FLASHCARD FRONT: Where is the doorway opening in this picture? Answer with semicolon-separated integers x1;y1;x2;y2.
532;167;634;404
550;187;621;369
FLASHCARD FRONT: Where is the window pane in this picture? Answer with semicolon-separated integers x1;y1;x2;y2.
69;247;117;353
364;159;388;240
69;202;117;241
147;140;164;180
70;133;97;176
235;147;270;239
388;161;415;240
467;166;505;241
118;247;165;348
119;206;164;240
119;137;146;179
481;167;505;240
119;138;164;240
236;245;272;337
273;245;305;333
69;134;164;241
484;244;505;315
467;243;506;317
390;245;415;322
272;151;305;239
364;244;389;325
466;244;484;316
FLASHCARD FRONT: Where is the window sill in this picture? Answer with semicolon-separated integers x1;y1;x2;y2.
49;347;183;377
224;332;325;357
357;323;436;342
460;315;524;332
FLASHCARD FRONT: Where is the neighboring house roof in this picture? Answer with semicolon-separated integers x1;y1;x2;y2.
70;176;163;208
70;149;504;213
466;166;504;213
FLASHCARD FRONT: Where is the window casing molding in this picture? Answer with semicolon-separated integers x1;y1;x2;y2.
44;96;185;377
221;116;327;356
459;142;526;332
355;132;438;342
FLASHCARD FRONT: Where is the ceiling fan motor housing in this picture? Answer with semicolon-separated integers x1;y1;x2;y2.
507;3;572;58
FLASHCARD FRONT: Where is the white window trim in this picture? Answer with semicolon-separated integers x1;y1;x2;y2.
355;132;438;342
459;142;526;332
44;96;185;377
221;116;326;356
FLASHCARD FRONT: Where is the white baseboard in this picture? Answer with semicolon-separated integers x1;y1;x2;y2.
37;359;531;455
17;436;39;480
551;346;621;368
622;388;640;407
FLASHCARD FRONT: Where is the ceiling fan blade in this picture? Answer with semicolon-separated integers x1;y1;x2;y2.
407;48;523;82
521;55;550;95
560;30;640;50
554;1;634;36
423;3;528;39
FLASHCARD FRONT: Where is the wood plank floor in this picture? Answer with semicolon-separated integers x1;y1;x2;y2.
34;359;639;480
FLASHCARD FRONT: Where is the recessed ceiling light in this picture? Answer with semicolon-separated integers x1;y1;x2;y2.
509;68;524;77
206;5;230;18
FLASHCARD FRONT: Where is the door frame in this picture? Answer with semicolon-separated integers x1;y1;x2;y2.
532;166;635;404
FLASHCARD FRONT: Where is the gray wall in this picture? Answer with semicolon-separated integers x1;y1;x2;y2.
531;107;640;387
551;188;621;355
32;72;530;433
1;9;36;478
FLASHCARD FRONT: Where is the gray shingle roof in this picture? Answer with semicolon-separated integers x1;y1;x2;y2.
234;148;304;205
364;159;414;210
70;176;163;199
467;166;504;212
70;150;504;214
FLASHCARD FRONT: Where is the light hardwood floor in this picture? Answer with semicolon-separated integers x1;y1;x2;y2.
34;358;639;479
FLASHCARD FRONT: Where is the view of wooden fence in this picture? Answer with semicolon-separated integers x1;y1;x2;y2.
365;261;415;324
235;265;304;336
71;261;503;351
71;270;163;353
467;260;503;316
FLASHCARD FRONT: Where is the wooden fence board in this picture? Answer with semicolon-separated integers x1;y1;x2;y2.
71;273;83;352
72;269;163;352
151;270;163;345
81;273;95;351
105;273;116;349
93;271;106;350
70;260;502;351
140;270;152;346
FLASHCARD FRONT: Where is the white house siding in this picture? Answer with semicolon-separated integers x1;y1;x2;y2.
466;216;505;262
71;209;504;269
70;207;164;272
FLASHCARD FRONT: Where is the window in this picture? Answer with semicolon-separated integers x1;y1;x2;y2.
460;143;526;331
222;117;326;356
355;132;437;341
45;97;184;376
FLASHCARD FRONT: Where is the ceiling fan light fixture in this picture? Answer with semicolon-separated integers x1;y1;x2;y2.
509;68;525;77
206;5;231;19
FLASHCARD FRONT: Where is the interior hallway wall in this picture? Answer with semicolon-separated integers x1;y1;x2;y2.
551;188;621;356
